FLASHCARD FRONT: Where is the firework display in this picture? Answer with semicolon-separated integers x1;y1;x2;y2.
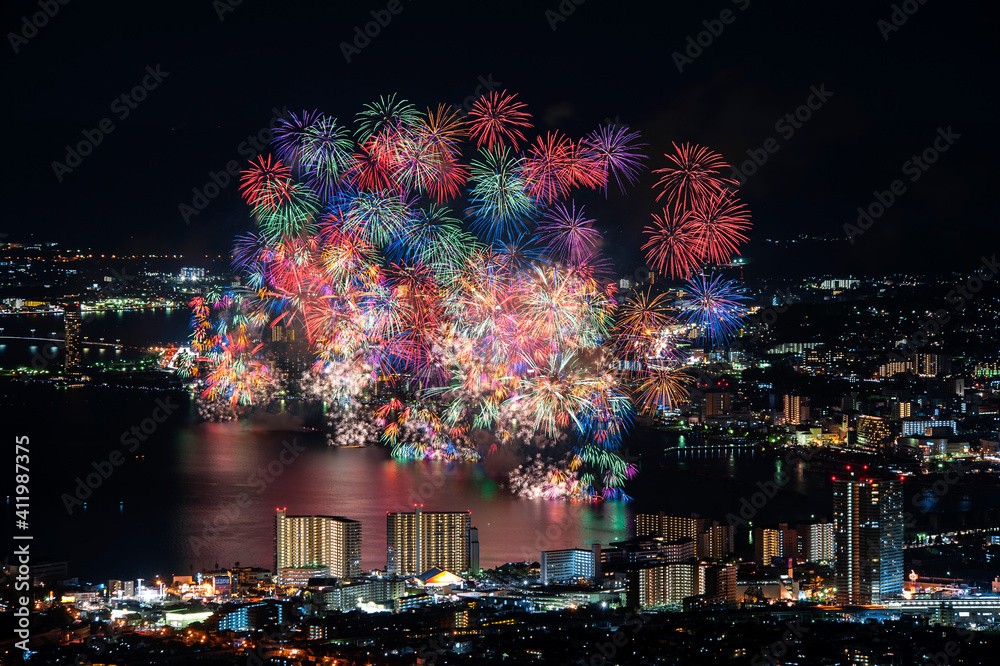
643;142;749;279
181;92;752;501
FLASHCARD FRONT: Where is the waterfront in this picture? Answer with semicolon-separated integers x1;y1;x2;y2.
0;309;190;369
3;377;837;582
1;312;992;584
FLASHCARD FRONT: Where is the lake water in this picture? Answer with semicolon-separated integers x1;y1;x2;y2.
1;310;839;582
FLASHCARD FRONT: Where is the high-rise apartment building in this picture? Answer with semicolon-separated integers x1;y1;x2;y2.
64;303;82;371
784;394;809;425
699;523;735;560
833;473;904;604
386;507;472;575
753;523;797;565
798;520;835;563
274;509;362;584
627;562;703;609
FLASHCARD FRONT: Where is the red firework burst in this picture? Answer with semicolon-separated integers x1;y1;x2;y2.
468;90;532;149
642;207;704;279
346;134;399;193
239;155;293;212
652;142;737;210
689;190;750;265
521;131;575;204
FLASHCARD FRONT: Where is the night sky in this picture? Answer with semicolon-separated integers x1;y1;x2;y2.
3;0;996;276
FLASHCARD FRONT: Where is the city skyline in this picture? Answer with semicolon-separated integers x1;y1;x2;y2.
4;0;1000;663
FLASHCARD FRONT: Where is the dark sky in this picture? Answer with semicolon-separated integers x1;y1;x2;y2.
2;0;996;276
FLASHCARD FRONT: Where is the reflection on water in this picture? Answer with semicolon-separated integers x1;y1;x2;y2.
173;421;629;572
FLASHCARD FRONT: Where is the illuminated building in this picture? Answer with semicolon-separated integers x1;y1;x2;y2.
753;524;796;565
635;512;704;542
627;562;703;609
703;391;732;418
274;509;362;583
878;353;944;379
602;536;696;569
975;362;1000;377
901;419;957;437
834;473;904;604
540;547;598;585
819;278;859;290
798;520;834;563
913;353;941;377
204;601;291;632
769;342;819;355
856;415;896;451
308;576;405;613
699;523;735;560
232;566;272;595
64;303;82;371
386;506;472;575
179;267;206;281
897;434;971;460
753;527;781;565
635;512;733;559
783;394;809;425
279;565;329;587
893;401;912;419
877;360;911;378
701;564;739;609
